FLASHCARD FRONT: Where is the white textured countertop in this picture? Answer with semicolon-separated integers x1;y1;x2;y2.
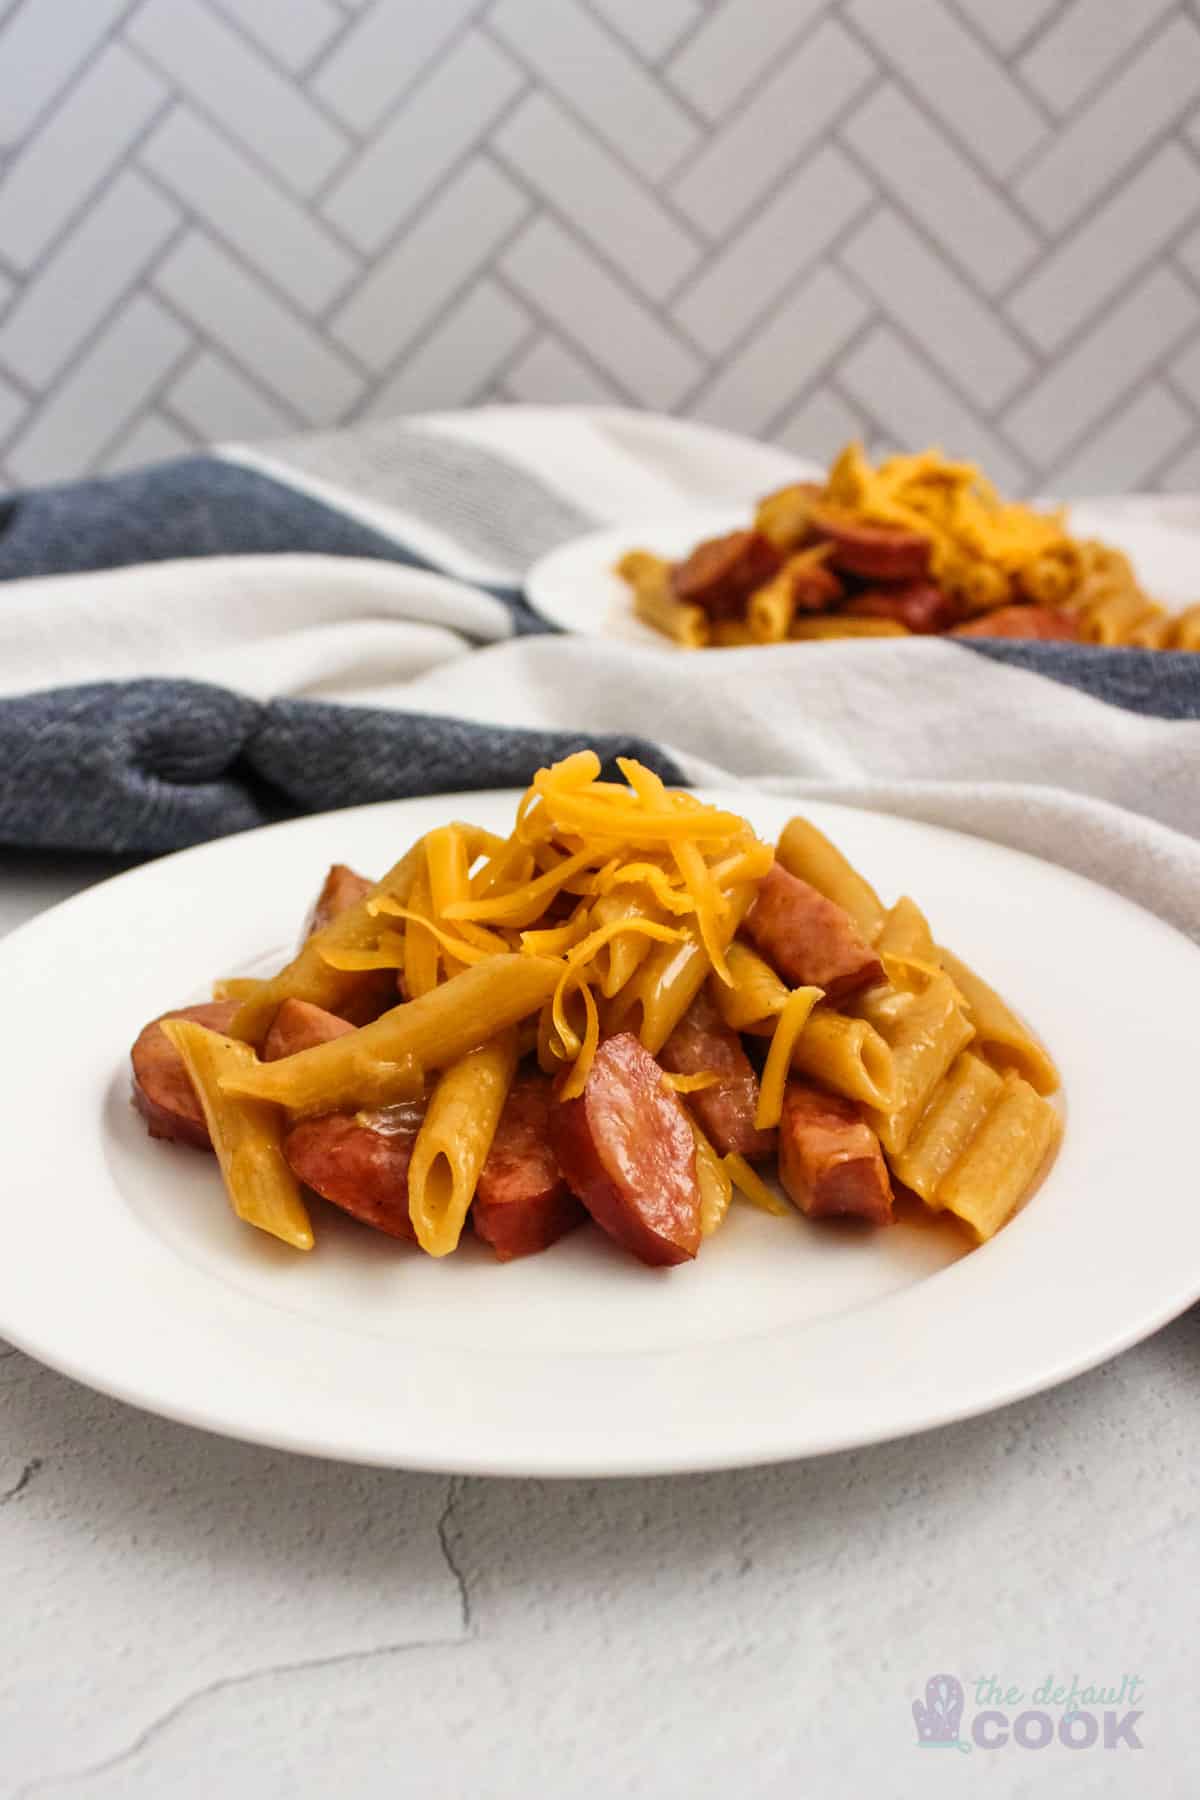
1;861;1192;1798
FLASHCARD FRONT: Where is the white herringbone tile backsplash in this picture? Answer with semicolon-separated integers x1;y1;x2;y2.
1;0;1200;494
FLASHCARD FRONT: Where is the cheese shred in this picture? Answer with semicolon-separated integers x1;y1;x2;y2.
755;986;824;1130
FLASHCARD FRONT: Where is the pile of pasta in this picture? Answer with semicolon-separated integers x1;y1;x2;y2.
135;753;1062;1268
618;440;1200;651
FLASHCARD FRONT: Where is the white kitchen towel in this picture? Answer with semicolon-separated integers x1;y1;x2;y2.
1;407;1196;943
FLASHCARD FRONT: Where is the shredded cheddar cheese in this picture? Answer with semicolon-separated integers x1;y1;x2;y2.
755;985;824;1130
336;753;774;1095
723;1152;791;1218
824;442;1072;613
661;1070;722;1094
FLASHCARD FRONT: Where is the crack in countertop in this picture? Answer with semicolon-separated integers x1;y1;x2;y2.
12;1629;472;1800
437;1473;473;1634
11;1473;479;1799
0;1457;41;1506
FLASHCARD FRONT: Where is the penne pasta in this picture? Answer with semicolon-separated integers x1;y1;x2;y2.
1017;544;1081;607
587;893;664;997
890;1051;1003;1206
958;559;1010;615
161;1021;313;1250
407;1028;519;1256
937;1073;1061;1241
875;895;935;962
788;616;909;640
402;864;440;1000
858;968;975;1156
222;955;561;1111
615;549;669;587
1074;586;1161;646
633;585;710;649
775;817;886;939
747;567;797;643
937;946;1059;1096
212;976;265;1003
754;482;818;552
786;1008;896;1109
710;620;756;648
1169;603;1200;652
711;940;788;1032
425;825;470;917
618;549;709;648
1126;612;1173;650
608;885;755;1054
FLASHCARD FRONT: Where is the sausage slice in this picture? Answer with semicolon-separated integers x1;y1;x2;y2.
952;604;1077;641
302;861;398;1025
660;988;775;1159
473;1073;586;1262
303;863;373;939
131;1000;240;1149
779;1083;894;1225
551;1034;702;1267
671;530;781;619
843;582;959;635
263;998;355;1062
283;1103;424;1240
787;559;844;614
744;864;883;1002
809;508;931;583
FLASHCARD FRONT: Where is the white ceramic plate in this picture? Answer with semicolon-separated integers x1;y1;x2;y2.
3;790;1199;1477
526;509;743;644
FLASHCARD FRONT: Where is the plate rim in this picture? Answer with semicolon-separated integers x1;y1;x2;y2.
525;508;745;644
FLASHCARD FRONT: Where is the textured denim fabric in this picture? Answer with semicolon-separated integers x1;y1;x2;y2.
0;677;682;854
3;452;1195;857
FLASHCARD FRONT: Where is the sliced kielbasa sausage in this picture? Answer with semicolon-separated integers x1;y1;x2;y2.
473;1073;586;1262
302;863;373;940
131;1000;241;1149
671;530;781;619
263;998;355;1062
302;861;399;1025
787;559;844;614
744;864;883;1002
952;604;1077;641
551;1033;702;1267
283;1102;425;1240
843;582;959;634
809;508;931;583
660;988;775;1159
779;1082;894;1225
